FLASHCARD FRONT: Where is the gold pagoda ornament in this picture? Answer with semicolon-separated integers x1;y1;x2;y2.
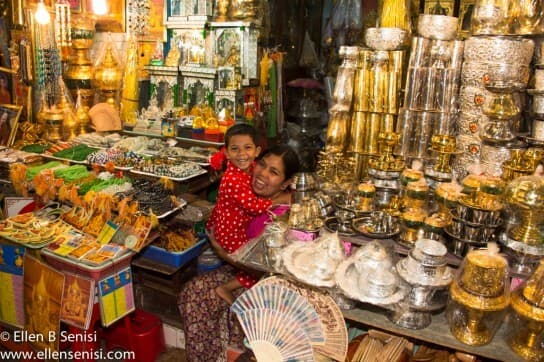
94;34;123;108
64;11;95;109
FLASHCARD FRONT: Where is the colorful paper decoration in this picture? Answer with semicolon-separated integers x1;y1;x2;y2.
60;272;95;330
98;267;135;327
23;254;65;353
0;244;25;328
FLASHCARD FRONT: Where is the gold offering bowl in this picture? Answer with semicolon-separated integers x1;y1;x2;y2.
505;176;544;245
431;135;457;174
378;131;400;154
460;252;508;298
431;134;457;154
435;183;462;212
400;209;426;245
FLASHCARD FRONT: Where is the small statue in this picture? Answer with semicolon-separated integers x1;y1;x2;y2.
226;47;240;66
214;0;230;21
164;44;181;67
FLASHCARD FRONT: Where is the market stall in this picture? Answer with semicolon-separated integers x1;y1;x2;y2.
1;0;544;361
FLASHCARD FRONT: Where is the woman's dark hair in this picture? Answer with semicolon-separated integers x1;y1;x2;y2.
224;123;258;147
258;144;300;180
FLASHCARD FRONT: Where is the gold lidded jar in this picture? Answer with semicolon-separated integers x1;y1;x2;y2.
435;182;463;210
507;260;544;361
446;247;510;346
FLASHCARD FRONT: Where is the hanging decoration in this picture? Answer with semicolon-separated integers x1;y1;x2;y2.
54;0;72;62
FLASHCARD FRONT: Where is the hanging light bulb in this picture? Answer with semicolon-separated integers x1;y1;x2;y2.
92;0;108;16
35;1;51;25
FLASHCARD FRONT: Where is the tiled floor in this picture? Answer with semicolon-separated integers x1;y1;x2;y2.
157;347;186;362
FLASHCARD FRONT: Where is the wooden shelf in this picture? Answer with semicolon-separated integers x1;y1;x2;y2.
342;306;522;362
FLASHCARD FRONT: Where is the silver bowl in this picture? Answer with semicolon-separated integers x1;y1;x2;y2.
364;27;407;51
417;14;459;41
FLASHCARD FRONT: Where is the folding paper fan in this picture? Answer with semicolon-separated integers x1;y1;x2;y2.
235;309;315;362
256;276;349;362
232;283;325;345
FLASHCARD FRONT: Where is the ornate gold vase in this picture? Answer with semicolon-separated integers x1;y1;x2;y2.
64;14;95;109
94;35;123;108
505;175;544;245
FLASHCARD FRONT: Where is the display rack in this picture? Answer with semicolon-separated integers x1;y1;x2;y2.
236;236;524;362
123;129;224;147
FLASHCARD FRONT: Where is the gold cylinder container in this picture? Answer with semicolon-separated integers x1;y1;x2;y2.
326;110;350;153
507;260;544;361
354;50;405;114
347;112;394;155
447;249;510;346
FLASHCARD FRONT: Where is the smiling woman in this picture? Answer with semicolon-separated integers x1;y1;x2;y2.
178;144;300;362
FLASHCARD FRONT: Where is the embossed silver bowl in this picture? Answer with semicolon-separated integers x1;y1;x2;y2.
417;14;459;41
364;27;407;51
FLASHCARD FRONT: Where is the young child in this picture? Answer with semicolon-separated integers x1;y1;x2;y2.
207;123;274;304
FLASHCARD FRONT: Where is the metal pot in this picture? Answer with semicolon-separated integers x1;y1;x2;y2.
291;172;318;203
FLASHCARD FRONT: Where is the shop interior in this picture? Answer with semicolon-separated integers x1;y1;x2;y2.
0;0;543;361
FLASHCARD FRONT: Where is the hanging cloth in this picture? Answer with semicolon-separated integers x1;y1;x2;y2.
267;57;277;138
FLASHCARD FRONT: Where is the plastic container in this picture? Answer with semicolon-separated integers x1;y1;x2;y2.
41;249;133;281
197;248;224;274
140;238;207;268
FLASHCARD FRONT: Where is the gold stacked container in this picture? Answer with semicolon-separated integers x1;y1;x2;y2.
348;48;406;179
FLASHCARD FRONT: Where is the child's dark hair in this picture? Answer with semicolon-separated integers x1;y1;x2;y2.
225;123;258;147
258;144;300;180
